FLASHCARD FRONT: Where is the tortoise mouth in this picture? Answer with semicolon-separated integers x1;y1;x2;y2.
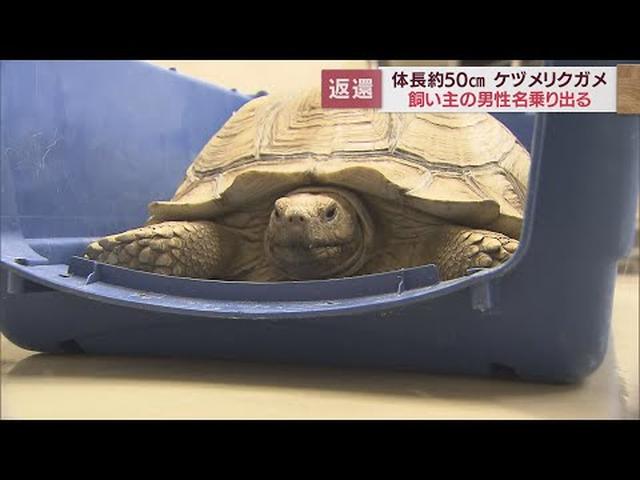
270;240;350;250
267;241;363;279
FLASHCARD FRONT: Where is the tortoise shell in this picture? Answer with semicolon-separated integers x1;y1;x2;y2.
148;88;530;239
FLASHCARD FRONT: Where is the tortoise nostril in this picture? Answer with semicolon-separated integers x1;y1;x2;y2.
287;215;306;223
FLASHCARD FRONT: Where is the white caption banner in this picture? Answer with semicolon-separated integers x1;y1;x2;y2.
380;67;617;113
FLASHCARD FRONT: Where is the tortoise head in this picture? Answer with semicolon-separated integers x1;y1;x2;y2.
264;187;375;280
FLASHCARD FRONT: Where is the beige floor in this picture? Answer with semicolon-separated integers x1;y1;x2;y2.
1;274;637;419
611;274;639;416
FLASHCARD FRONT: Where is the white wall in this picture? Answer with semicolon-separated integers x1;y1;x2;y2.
147;60;373;95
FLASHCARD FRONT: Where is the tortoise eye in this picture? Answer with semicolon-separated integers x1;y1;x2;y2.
325;206;337;220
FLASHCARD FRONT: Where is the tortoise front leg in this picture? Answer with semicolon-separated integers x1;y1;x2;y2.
84;221;238;279
434;226;520;281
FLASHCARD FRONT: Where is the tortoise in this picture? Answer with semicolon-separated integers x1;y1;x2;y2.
84;88;530;282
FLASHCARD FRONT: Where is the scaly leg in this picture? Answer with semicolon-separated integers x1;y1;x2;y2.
434;226;519;281
84;221;238;279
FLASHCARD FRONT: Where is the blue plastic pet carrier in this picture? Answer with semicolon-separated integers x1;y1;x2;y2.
1;60;638;383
